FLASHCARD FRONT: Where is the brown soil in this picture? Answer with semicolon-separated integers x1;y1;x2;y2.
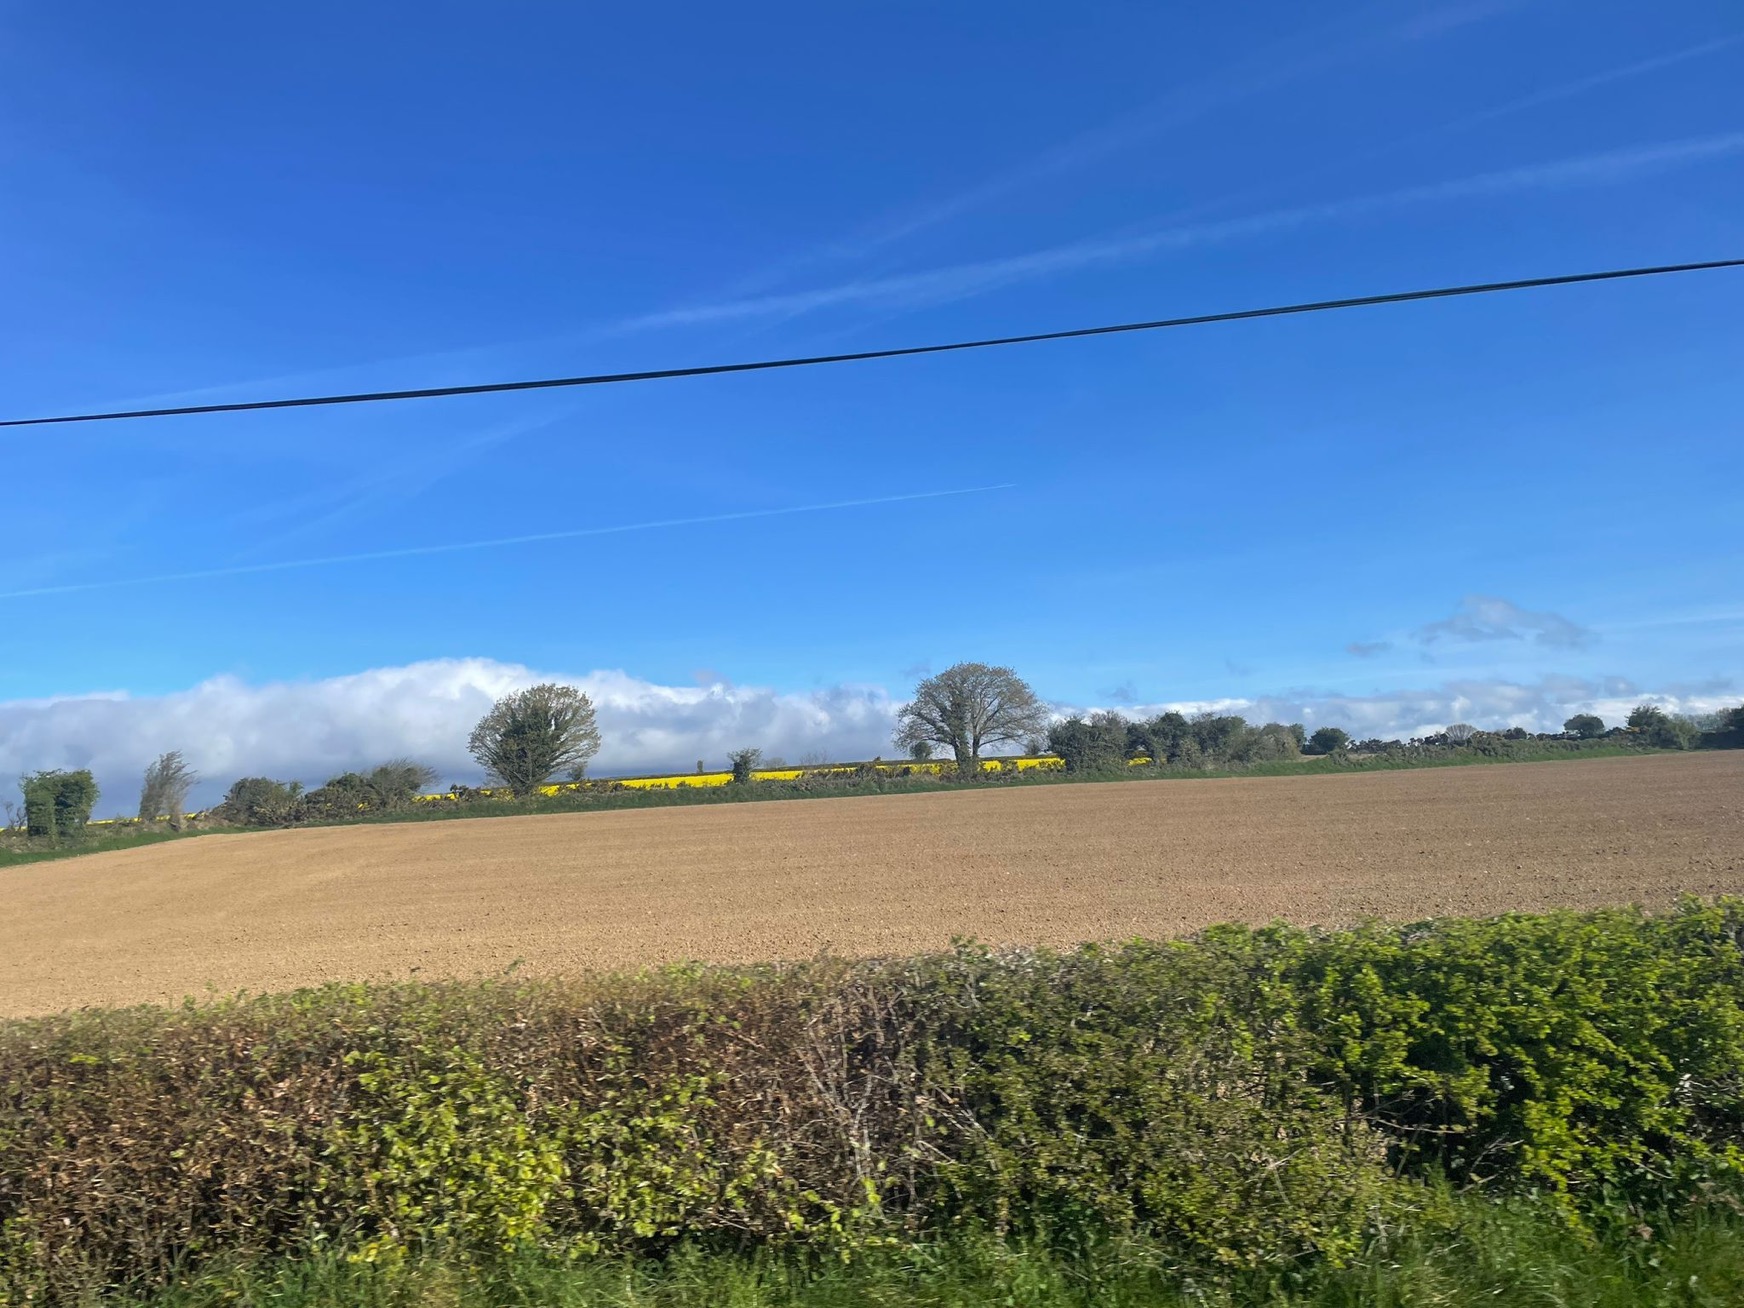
4;753;1740;1016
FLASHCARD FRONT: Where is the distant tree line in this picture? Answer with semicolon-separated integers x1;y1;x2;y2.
8;668;1743;840
1045;710;1312;773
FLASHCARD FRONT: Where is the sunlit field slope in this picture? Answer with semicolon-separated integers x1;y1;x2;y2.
3;752;1738;1015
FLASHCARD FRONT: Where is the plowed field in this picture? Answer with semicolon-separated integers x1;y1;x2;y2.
4;753;1740;1015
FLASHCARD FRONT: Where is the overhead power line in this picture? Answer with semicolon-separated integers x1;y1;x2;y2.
5;257;1740;429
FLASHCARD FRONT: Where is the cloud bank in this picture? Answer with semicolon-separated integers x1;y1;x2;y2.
0;660;905;814
3;659;1735;816
1068;674;1737;744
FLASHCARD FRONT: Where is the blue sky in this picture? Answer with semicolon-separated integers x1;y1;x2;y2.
2;1;1741;805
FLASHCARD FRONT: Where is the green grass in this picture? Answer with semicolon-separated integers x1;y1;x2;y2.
0;824;193;870
132;1198;1744;1308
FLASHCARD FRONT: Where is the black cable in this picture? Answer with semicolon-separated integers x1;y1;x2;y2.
5;257;1739;429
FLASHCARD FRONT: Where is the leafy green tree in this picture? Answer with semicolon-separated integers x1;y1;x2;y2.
1047;712;1129;773
1191;714;1255;763
1129;710;1192;764
894;662;1048;767
1709;705;1744;748
467;684;601;796
728;747;762;784
21;769;99;843
1626;704;1668;733
1627;703;1697;750
907;740;935;762
138;751;199;827
1305;726;1350;756
1250;722;1303;761
1563;714;1605;740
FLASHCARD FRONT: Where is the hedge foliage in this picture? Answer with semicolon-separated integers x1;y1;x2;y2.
4;902;1744;1302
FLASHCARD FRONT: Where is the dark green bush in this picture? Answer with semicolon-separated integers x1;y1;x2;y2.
19;769;98;842
1047;714;1130;773
4;904;1743;1302
216;776;305;826
1627;704;1701;750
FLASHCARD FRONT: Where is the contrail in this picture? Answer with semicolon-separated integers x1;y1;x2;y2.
2;484;1014;600
624;131;1744;330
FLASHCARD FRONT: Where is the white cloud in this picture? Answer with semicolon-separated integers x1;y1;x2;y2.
4;661;1735;818
1415;595;1594;649
0;485;1011;601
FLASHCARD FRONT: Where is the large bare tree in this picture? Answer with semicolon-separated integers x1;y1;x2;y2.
468;684;601;796
894;662;1048;766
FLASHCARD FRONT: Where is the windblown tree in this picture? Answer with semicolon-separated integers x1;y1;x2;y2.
302;759;439;820
138;751;199;827
364;759;439;807
468;683;601;796
1563;713;1606;740
894;662;1049;767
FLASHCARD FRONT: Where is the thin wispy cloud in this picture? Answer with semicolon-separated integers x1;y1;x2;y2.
623;131;1744;331
1266;33;1744;207
221;406;586;560
756;0;1526;282
0;485;1012;601
1432;32;1744;138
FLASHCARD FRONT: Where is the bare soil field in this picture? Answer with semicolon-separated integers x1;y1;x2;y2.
4;753;1740;1016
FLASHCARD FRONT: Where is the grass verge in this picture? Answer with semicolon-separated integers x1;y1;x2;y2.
123;1197;1744;1307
